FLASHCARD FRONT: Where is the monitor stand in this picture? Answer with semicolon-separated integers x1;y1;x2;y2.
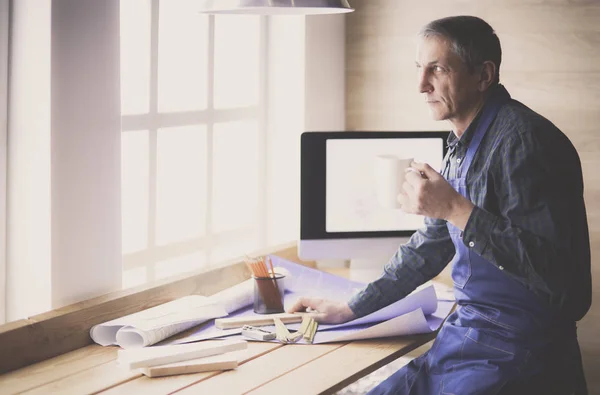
347;256;390;283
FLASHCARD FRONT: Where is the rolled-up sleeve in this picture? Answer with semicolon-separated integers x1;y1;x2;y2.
461;205;497;256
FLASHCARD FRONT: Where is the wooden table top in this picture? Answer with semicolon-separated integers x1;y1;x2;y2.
0;332;435;395
0;245;450;395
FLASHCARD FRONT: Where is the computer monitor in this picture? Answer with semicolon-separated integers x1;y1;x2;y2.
299;131;448;265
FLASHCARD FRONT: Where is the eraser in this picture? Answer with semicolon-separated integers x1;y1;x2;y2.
241;325;276;341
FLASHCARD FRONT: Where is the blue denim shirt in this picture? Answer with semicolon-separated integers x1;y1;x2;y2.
348;93;592;323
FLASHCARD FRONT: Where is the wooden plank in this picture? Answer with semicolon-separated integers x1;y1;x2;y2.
247;335;435;395
0;345;116;394
580;157;600;190
0;242;303;374
347;71;600;130
140;354;238;378
348;68;600;113
580;289;600;394
501;33;600;73
119;339;247;369
549;110;600;141
175;343;347;394
98;342;281;395
583;189;600;232
347;0;488;37
21;342;279;395
0;319;32;334
348;3;600;35
486;4;600;34
503;72;600;114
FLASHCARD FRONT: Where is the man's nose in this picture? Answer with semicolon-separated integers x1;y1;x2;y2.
417;70;432;93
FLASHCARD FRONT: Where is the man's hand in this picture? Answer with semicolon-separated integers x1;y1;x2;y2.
287;297;356;324
398;161;475;230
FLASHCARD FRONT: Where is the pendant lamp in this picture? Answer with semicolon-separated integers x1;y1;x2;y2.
198;0;354;15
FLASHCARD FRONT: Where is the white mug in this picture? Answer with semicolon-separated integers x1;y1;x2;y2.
374;155;414;209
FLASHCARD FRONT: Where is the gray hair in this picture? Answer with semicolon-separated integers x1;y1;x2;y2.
419;16;501;83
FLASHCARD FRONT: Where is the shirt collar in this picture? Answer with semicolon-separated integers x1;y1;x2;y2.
446;105;483;150
446;84;507;150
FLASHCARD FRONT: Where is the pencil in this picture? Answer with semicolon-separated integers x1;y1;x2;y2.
265;256;283;310
267;256;276;279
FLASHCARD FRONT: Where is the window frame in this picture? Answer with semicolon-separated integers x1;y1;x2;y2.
120;0;268;285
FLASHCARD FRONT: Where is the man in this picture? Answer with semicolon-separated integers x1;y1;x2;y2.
289;16;591;395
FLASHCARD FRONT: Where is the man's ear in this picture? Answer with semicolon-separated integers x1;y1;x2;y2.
478;61;496;92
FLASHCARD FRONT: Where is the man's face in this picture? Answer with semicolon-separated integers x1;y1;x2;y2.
416;36;482;125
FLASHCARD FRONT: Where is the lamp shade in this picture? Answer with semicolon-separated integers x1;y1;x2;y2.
198;0;354;15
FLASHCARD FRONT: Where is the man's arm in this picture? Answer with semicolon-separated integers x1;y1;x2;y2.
288;217;454;323
347;216;455;318
462;130;589;302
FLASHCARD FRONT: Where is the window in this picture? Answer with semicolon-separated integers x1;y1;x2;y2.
120;1;303;287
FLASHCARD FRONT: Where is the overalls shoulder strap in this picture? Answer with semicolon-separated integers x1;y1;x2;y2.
459;85;511;174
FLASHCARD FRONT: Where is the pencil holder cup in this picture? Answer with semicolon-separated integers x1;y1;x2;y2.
253;274;285;314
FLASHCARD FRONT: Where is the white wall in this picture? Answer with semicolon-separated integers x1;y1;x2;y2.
7;0;52;320
0;0;9;324
304;14;347;268
305;15;346;132
265;14;345;248
266;16;306;246
6;0;122;321
50;0;122;308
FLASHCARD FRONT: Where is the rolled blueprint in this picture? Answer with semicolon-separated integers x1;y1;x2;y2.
90;266;291;348
90;295;228;349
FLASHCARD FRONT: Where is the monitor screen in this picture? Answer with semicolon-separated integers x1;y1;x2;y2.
326;138;444;233
299;131;448;261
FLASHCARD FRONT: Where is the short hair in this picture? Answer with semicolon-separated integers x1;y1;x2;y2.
419;16;502;83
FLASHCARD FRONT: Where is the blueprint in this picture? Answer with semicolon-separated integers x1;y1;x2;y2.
166;255;454;345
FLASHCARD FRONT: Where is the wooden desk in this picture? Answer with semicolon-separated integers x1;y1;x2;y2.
0;243;438;395
0;333;434;394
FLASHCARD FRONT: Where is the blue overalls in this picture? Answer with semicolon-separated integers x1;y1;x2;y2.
368;86;579;395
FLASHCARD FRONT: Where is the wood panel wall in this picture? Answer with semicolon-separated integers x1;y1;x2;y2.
345;1;600;392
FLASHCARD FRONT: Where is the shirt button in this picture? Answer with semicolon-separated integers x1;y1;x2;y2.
456;158;462;164
498;266;504;270
468;241;475;247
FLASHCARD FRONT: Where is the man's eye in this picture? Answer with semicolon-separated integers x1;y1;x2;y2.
433;65;444;72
